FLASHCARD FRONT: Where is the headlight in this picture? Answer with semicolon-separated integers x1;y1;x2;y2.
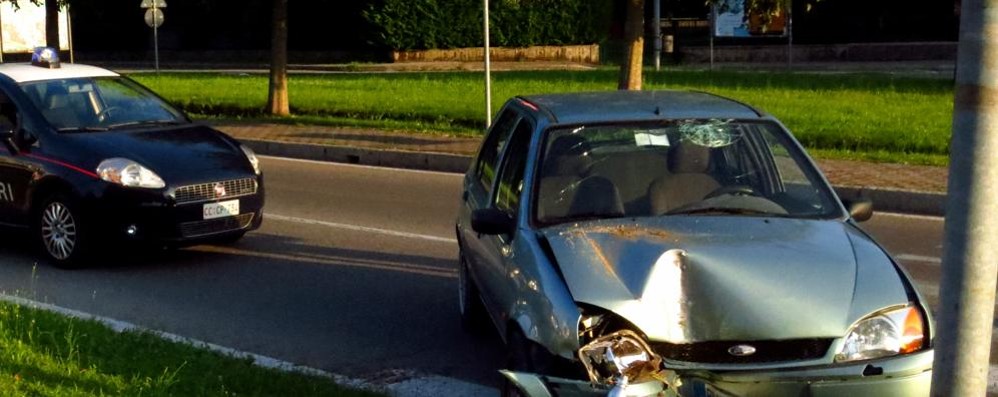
835;305;925;363
240;145;261;175
579;330;655;385
96;158;165;189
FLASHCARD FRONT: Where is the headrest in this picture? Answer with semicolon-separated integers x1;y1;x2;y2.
543;134;592;177
46;85;70;109
668;142;712;174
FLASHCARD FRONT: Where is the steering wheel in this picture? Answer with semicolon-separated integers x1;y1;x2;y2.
96;106;121;123
704;185;758;200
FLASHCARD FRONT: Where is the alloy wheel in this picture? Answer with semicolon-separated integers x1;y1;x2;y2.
41;201;77;260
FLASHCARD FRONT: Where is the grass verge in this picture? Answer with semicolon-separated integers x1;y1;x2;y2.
0;300;380;397
132;69;953;165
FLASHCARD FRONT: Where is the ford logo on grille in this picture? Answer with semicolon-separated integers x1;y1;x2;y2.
728;344;757;357
214;183;227;198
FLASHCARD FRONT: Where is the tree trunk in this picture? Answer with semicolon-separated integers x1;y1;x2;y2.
267;0;290;116
45;0;59;49
618;0;644;91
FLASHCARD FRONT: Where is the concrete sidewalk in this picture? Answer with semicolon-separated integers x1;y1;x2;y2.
213;121;949;216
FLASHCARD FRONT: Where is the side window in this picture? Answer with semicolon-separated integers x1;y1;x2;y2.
494;120;534;216
476;109;519;193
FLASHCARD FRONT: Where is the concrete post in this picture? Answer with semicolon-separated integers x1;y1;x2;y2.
930;0;998;395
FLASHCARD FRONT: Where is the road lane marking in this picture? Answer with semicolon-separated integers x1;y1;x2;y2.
0;294;496;397
875;212;945;222
897;254;943;264
266;213;458;244
260;155;465;177
194;245;457;279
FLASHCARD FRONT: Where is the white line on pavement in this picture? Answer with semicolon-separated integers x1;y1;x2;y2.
265;213;458;244
0;294;497;397
897;254;943;264
875;212;945;222
260;155;465;177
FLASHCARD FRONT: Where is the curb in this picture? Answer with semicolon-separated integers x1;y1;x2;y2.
242;139;947;217
0;294;497;397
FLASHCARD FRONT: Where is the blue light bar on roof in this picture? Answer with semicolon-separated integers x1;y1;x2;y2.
31;47;60;69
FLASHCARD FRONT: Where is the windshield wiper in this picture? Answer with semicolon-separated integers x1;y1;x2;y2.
57;126;110;133
666;206;788;217
106;120;185;130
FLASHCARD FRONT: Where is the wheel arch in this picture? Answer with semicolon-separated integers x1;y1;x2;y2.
28;176;77;217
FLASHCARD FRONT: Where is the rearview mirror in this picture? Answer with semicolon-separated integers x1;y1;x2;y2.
843;198;873;222
471;208;516;236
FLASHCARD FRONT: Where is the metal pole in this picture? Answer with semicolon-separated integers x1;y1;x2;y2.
653;0;661;71
0;6;4;64
67;6;74;63
708;10;714;71
787;5;793;70
930;0;998;395
153;5;159;73
483;0;492;129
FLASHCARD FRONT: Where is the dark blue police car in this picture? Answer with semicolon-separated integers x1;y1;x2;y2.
0;49;264;267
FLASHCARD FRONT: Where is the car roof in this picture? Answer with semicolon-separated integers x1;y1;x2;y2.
520;90;765;125
0;63;119;84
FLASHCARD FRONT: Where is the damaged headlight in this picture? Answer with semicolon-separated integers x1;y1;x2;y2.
579;330;669;386
835;305;926;363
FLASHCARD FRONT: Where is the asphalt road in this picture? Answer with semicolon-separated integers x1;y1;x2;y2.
0;156;972;389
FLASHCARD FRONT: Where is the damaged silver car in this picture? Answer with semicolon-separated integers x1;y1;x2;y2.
456;91;933;396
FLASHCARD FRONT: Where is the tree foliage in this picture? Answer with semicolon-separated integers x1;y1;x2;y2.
363;0;613;50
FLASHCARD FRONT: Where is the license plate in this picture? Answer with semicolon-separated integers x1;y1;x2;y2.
203;200;240;220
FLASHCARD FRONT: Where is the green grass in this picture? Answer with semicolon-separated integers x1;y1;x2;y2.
0;301;379;397
132;69;954;165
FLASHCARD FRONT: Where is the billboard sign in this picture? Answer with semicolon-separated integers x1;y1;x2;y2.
713;0;789;38
0;3;70;53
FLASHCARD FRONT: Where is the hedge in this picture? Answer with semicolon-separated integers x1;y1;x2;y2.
363;0;613;50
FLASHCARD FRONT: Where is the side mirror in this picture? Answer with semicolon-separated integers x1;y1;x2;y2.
843;198;873;222
471;208;516;236
0;126;16;153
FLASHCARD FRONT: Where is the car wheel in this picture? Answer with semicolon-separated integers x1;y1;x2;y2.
500;328;534;397
36;194;90;268
458;252;487;333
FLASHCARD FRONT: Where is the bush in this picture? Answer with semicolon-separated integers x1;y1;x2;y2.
364;0;613;50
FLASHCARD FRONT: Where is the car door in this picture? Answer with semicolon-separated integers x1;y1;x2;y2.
482;118;534;318
0;88;37;226
460;107;521;309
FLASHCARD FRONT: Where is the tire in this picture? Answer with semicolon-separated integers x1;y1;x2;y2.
458;252;488;333
501;328;535;397
35;194;90;269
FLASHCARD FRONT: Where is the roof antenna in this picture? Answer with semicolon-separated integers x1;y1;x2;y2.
654;106;661;116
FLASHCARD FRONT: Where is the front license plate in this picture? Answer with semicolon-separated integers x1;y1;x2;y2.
203;200;240;220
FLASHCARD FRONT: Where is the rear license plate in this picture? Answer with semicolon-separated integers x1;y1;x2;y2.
203;200;240;220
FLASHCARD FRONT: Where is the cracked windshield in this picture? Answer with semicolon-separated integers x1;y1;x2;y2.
536;120;841;224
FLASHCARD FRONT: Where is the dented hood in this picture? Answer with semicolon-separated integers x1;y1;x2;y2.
541;217;911;343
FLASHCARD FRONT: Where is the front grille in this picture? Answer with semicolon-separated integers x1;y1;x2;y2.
179;213;254;238
651;339;833;364
174;178;257;204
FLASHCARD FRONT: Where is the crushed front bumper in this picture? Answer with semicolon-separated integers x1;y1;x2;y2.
503;349;933;397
